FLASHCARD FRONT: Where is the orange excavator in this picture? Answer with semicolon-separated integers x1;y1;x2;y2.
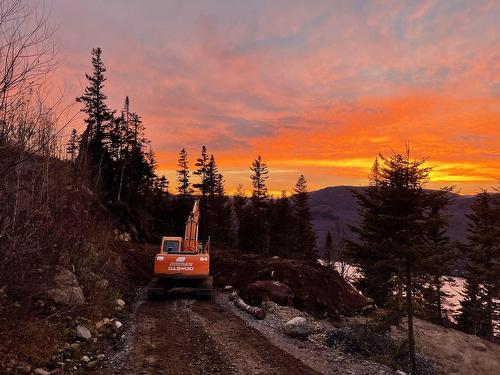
147;199;212;300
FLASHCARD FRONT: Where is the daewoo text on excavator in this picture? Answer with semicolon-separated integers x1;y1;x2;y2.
147;199;212;299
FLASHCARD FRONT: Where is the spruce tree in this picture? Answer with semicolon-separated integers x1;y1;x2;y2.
324;231;333;262
176;148;192;196
206;155;220;196
122;112;153;202
415;191;455;324
250;156;269;202
157;175;169;196
349;160;397;307
269;191;294;257
193;145;210;196
201;154;228;243
459;191;500;339
349;149;451;374
66;129;79;162
76;47;113;167
291;175;316;258
233;184;248;251
457;277;487;336
248;156;271;254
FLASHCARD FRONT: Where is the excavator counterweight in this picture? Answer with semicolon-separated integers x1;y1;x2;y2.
147;199;212;300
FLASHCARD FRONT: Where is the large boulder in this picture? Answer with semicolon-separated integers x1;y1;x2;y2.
283;317;309;339
244;280;294;306
46;268;84;305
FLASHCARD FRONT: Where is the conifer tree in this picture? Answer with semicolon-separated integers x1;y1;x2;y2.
157;175;169;196
324;231;333;262
193;145;210;196
206;155;220;196
250;156;269;202
233;184;248;251
176;148;192;196
457;277;487;336
269;191;294;257
349;149;451;374
420;194;455;324
66;129;79;162
111;96;135;201
458;191;500;339
76;47;113;167
122;112;154;202
215;173;225;196
207;156;231;243
248;156;270;254
291;175;316;258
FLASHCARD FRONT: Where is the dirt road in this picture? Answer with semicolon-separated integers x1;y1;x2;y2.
101;298;320;375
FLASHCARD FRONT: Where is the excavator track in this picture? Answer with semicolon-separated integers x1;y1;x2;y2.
146;277;166;300
147;276;213;300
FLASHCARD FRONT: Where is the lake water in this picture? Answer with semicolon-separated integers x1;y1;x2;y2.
330;261;497;331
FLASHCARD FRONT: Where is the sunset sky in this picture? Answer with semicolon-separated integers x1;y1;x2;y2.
49;0;499;195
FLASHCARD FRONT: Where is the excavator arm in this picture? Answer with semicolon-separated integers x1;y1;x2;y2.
183;199;200;252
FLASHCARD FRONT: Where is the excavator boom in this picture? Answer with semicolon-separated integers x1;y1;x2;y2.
183;199;199;252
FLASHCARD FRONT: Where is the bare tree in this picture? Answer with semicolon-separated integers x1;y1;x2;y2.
0;0;60;166
0;0;69;283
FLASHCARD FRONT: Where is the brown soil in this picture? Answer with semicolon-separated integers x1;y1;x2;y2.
99;298;320;375
391;318;500;375
211;249;367;317
107;242;156;298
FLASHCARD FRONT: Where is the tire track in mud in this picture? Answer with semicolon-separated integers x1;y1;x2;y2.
110;299;236;374
100;297;319;375
191;302;319;375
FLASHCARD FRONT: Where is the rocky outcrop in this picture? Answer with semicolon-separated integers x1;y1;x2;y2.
283;317;309;339
244;280;294;306
46;267;84;305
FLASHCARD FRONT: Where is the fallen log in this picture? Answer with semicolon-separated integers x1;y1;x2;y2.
230;292;266;319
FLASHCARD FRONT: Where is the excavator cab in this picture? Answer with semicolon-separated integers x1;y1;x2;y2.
162;237;182;253
147;200;213;300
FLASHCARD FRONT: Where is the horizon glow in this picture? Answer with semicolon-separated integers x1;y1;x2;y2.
49;0;500;195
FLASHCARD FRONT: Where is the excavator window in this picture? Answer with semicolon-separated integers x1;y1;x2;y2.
163;240;180;253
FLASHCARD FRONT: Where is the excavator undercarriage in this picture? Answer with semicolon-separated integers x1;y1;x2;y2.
147;276;213;300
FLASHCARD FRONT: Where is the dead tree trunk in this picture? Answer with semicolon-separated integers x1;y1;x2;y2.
230;292;265;319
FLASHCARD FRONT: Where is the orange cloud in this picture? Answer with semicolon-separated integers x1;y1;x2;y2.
49;1;500;195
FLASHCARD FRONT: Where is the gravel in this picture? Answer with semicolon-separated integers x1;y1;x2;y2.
216;292;396;374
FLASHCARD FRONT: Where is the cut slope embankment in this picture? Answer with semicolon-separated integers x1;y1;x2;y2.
391;318;500;375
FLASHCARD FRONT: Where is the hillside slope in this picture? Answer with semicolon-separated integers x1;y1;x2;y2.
310;186;475;245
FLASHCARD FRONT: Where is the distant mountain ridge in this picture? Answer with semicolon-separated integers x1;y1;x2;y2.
309;186;475;245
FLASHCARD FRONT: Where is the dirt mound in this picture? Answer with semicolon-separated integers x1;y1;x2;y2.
211;250;367;317
245;280;294;306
